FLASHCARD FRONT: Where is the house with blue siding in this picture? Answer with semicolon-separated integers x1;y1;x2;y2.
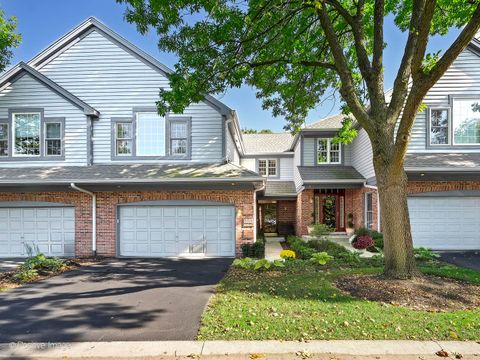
0;17;478;258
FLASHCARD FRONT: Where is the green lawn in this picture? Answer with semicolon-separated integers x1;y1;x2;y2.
198;262;480;340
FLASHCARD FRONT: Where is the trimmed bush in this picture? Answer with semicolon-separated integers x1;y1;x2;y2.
286;236;316;259
352;235;374;250
241;236;266;258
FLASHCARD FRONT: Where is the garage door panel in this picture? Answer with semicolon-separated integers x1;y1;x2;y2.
119;205;235;257
408;196;480;250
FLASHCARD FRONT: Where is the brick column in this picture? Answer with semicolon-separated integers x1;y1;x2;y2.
295;189;314;236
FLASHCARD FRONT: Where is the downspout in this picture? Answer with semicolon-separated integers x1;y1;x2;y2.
70;183;97;256
364;183;381;231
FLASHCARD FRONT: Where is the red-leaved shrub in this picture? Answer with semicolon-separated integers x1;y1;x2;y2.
352;235;374;250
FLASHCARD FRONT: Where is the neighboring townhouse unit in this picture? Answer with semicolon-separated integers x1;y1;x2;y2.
0;17;262;258
0;18;478;259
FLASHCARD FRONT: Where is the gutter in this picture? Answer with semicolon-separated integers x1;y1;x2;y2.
70;183;97;256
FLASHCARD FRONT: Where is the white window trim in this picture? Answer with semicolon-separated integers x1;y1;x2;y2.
451;98;480;146
258;158;278;177
429;107;451;146
364;192;373;229
44;121;63;157
12;112;42;157
135;112;166;157
317;138;341;165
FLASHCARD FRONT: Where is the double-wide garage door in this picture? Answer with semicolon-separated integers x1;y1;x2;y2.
408;196;480;250
0;206;75;257
119;205;235;257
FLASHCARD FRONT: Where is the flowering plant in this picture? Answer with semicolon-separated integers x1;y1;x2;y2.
280;250;296;259
352;235;374;250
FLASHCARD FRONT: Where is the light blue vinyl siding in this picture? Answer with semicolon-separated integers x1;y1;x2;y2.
39;30;224;164
0;74;87;167
351;128;375;180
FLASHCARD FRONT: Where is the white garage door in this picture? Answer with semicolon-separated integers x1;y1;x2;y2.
119;205;235;257
0;207;75;257
408;196;480;250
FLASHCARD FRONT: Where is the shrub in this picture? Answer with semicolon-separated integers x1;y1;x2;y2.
355;227;371;237
310;224;334;238
310;252;334;265
232;257;285;271
12;269;38;283
286;236;316;259
352;235;374;250
21;253;66;273
308;239;349;257
280;250;296;259
241;237;265;258
355;228;384;252
414;247;440;261
335;251;361;264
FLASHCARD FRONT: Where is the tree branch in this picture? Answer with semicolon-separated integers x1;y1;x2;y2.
392;2;480;166
371;0;386;112
315;1;371;131
245;59;336;69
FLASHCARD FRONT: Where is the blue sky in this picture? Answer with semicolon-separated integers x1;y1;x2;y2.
0;0;461;132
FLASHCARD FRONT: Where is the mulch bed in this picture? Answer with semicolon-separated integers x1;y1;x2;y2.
334;274;480;311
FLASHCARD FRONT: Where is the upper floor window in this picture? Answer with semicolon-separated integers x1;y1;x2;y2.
136;112;165;156
317;138;341;164
429;108;449;145
170;121;188;155
258;159;277;177
113;112;191;159
452;98;480;145
45;121;63;156
0;123;8;156
115;122;133;156
13;113;41;156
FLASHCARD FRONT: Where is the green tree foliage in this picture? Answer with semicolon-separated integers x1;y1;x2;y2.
118;0;480;278
0;8;21;73
242;128;274;134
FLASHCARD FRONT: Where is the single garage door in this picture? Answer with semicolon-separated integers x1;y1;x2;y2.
0;206;75;257
119;204;235;257
408;196;480;250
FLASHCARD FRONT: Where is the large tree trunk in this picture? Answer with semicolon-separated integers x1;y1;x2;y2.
375;161;418;279
370;126;418;279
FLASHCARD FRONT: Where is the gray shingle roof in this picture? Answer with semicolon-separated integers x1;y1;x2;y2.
242;133;294;154
263;181;297;197
405;153;480;170
298;166;365;182
305;114;352;130
0;163;263;185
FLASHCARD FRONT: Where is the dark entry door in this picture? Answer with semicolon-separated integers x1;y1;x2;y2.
261;203;277;233
315;193;345;232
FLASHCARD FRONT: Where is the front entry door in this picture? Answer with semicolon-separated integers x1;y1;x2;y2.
260;203;278;233
315;193;345;232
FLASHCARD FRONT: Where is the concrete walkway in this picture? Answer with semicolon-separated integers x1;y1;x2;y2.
0;259;23;273
1;340;479;358
264;237;284;260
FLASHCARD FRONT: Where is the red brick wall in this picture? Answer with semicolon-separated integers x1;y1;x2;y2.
408;181;480;193
0;189;255;257
0;192;92;257
277;200;296;234
345;187;379;231
295;189;314;236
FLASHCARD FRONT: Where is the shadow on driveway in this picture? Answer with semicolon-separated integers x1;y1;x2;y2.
439;251;480;271
0;258;232;342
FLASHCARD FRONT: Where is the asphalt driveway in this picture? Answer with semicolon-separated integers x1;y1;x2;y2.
439;251;480;271
0;258;232;342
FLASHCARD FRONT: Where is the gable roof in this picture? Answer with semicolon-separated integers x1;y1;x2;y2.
305;114;352;130
0;62;99;116
242;133;294;154
27;17;233;116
